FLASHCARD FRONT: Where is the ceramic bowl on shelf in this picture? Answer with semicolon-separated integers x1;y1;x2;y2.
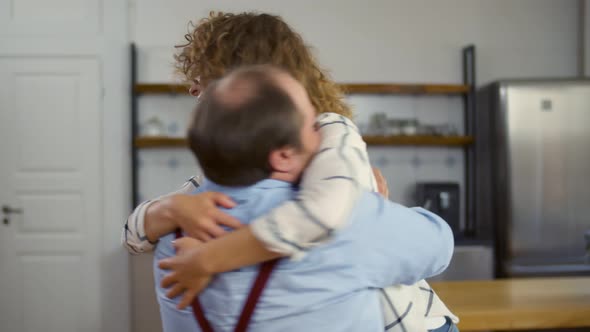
142;116;166;137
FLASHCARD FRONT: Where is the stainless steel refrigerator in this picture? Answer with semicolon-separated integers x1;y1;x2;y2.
476;79;590;277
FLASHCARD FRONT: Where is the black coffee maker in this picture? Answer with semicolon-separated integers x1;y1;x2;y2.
415;183;461;236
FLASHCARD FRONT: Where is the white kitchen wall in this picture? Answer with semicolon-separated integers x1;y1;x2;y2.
131;0;580;202
130;0;580;222
585;0;590;76
132;0;579;84
128;1;580;331
131;0;580;199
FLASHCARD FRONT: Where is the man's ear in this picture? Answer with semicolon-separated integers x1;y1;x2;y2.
268;146;297;173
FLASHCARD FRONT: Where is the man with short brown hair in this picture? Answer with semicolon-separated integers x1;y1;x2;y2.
153;65;454;332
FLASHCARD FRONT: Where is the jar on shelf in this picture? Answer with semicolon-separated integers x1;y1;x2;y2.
368;113;388;135
400;119;419;136
142;116;166;137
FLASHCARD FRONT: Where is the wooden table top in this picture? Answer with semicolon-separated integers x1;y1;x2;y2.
431;277;590;331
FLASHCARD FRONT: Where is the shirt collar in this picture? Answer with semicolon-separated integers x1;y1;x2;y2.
201;178;293;195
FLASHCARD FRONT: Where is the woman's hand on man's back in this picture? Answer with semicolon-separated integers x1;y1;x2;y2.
145;192;243;242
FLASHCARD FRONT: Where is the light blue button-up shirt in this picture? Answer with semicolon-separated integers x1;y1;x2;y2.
154;179;453;332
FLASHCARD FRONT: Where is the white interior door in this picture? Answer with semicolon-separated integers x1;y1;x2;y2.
0;58;102;332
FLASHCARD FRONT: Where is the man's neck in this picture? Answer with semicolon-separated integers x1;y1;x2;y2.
269;172;298;183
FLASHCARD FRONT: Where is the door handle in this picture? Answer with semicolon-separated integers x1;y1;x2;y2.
2;205;23;214
2;205;23;225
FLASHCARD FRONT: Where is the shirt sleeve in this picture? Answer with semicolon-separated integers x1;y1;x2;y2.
121;176;201;254
350;192;455;287
250;113;378;259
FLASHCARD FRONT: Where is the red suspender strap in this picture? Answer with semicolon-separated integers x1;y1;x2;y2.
174;229;279;332
193;298;215;332
174;228;183;239
174;229;215;332
233;259;279;332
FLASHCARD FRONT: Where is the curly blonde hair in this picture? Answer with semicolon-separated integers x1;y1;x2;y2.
175;12;352;118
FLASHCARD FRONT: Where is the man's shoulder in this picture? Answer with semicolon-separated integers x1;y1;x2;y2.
336;192;400;240
349;191;385;220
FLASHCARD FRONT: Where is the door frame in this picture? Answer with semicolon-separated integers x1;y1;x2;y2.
100;0;131;331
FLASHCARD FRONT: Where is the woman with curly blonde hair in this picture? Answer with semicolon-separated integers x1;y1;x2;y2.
122;11;458;332
175;12;351;118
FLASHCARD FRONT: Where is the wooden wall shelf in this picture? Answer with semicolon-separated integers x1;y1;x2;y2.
339;83;470;95
129;44;478;210
134;137;187;148
134;83;470;96
134;84;189;95
134;135;473;148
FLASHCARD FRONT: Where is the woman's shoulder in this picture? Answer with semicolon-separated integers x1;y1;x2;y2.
317;112;355;126
316;112;364;148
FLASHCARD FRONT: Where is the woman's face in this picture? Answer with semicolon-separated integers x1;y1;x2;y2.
188;78;202;97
